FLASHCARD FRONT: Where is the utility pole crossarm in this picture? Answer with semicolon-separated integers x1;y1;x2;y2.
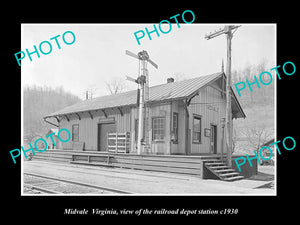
205;28;225;40
204;25;241;40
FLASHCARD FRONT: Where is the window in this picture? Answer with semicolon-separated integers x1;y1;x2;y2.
193;115;201;143
172;112;178;142
152;117;165;141
72;124;79;142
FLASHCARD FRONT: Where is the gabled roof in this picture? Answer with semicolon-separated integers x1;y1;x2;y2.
44;72;246;119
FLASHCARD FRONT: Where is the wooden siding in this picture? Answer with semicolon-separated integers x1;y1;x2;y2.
59;107;131;151
187;85;226;154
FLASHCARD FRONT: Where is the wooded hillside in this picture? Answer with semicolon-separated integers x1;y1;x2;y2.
231;60;275;154
23;85;81;142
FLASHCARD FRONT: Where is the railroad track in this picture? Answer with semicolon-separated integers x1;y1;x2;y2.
24;183;61;194
23;172;131;194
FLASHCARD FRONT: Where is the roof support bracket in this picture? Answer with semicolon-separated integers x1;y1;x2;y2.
44;117;59;127
55;116;60;123
183;99;189;117
75;113;81;120
186;92;199;106
64;114;70;122
88;111;94;119
117;107;123;116
101;109;107;118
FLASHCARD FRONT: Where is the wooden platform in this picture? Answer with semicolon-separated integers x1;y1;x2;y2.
31;149;241;180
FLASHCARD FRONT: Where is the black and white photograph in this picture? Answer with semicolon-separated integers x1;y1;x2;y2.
4;5;298;220
21;23;276;196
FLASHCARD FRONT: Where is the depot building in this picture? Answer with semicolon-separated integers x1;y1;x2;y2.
44;72;245;156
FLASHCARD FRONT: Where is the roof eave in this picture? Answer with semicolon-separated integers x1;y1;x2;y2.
43;103;137;119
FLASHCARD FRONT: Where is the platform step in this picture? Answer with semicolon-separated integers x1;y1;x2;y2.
223;175;244;181
204;159;244;182
219;172;240;177
208;165;228;170
201;159;221;163
214;168;236;173
205;162;227;167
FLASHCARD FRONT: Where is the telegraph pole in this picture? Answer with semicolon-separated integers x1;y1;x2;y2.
225;26;233;167
205;25;240;167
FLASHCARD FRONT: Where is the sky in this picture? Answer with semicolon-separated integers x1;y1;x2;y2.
21;23;276;99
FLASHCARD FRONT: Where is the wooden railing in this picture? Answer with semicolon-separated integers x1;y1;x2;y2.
107;132;130;153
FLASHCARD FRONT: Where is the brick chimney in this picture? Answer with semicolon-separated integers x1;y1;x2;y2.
167;77;175;83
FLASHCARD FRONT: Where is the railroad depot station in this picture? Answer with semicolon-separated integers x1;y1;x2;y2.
39;70;260;182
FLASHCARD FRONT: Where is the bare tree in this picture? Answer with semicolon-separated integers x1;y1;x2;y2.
106;77;126;95
242;126;273;152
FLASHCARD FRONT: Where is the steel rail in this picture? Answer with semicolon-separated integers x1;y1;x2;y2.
24;183;62;194
24;172;132;194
